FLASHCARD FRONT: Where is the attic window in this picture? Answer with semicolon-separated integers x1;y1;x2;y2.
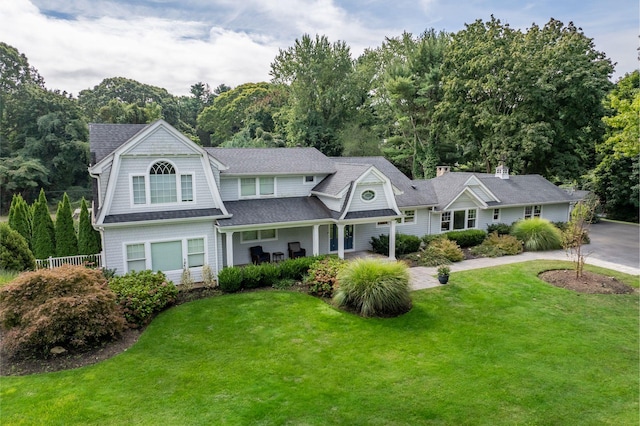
361;189;376;202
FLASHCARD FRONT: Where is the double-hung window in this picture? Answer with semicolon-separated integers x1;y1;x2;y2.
132;176;146;204
493;208;500;221
241;229;277;243
441;211;451;232
441;209;477;232
524;205;541;219
126;244;146;271
240;177;275;198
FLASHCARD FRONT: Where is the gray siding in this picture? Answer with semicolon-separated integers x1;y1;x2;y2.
230;225;315;265
448;193;480;210
103;221;218;283
127;127;196;156
108;156;215;215
349;183;390;212
219;177;238;201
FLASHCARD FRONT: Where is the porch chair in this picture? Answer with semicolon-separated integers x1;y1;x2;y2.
249;246;271;264
287;242;306;259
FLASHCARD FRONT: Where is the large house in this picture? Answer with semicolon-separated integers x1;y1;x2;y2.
89;120;582;281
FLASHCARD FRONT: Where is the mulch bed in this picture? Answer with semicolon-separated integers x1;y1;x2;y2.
538;269;636;294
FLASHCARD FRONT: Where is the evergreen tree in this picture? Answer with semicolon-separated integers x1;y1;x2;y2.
54;193;78;257
77;198;101;255
8;194;32;248
31;189;56;259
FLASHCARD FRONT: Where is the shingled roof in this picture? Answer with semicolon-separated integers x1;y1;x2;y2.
429;172;580;209
331;157;437;207
89;123;149;164
206;147;336;175
217;197;333;227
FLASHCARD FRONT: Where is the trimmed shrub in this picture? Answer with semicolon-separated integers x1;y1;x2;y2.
333;259;411;317
279;256;318;280
470;232;523;257
0;223;36;272
371;233;422;256
54;193;78;257
109;270;177;327
421;234;446;246
511;218;563;251
259;262;281;287
242;264;263;289
273;278;296;289
424;238;464;263
305;256;347;297
0;265;125;359
218;266;243;292
445;229;487;248
486;223;512;235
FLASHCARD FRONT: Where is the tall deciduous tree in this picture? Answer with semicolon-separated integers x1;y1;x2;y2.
31;189;56;259
77;198;101;255
270;34;361;156
8;193;32;248
55;193;78;257
436;17;613;179
591;71;640;222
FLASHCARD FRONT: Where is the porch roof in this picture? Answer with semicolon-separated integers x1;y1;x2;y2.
217;197;334;227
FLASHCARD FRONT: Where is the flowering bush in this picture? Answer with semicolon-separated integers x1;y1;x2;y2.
305;257;347;297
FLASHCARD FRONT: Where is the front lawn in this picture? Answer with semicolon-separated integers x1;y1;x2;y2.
1;261;638;425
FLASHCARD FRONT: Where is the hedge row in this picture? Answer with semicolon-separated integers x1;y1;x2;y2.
218;256;322;293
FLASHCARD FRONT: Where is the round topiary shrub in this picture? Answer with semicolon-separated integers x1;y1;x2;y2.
510;218;563;251
333;259;412;317
0;222;36;272
0;264;126;359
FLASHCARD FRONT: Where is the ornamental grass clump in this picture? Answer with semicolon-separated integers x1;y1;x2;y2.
510;218;563;251
333;259;411;318
470;232;523;257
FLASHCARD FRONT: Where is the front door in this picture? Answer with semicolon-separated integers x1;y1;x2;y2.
330;224;354;251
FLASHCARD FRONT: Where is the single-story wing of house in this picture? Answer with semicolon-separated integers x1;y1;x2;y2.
88;119;583;281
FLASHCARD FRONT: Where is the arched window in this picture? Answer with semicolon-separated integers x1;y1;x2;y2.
150;161;177;204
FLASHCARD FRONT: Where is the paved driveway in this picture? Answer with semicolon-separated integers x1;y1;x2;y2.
585;221;639;269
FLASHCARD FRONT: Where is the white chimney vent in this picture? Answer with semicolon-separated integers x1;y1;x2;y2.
436;166;450;177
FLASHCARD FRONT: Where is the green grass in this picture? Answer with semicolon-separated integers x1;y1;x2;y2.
1;261;638;425
0;269;19;286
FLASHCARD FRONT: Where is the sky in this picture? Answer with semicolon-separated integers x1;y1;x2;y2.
1;0;637;97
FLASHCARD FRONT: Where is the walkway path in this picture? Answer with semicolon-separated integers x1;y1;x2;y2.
409;250;640;291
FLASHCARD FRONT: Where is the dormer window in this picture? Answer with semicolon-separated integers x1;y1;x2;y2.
131;160;194;206
361;189;376;202
240;177;275;198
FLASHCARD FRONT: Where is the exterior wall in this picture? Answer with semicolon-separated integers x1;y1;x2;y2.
98;163;112;209
315;194;342;212
103;220;218;283
349;183;390;212
127;127;195;156
468;185;494;202
372;208;431;238
107;156;215;215
448;193;481;210
219;175;325;202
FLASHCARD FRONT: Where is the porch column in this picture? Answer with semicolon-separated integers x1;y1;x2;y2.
388;220;397;260
337;224;345;259
225;231;234;267
312;224;320;256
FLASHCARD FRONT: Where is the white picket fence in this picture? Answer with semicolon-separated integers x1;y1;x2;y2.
36;253;104;270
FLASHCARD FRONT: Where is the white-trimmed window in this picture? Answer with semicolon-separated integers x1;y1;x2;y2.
441;211;451;232
131;161;194;205
361;189;376;202
441;208;477;232
524;205;542;219
187;238;205;267
402;210;416;224
132;176;146;205
241;229;277;243
304;175;315;184
126;244;146;271
240;177;275;198
150;161;177;204
493;208;500;221
126;237;206;273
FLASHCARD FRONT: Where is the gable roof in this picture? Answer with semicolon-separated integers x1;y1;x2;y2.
205;147;336;175
430;172;580;209
335;157;437;207
217;197;333;228
312;163;371;196
89;123;149;164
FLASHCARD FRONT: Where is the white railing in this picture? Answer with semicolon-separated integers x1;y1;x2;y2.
36;253;104;270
